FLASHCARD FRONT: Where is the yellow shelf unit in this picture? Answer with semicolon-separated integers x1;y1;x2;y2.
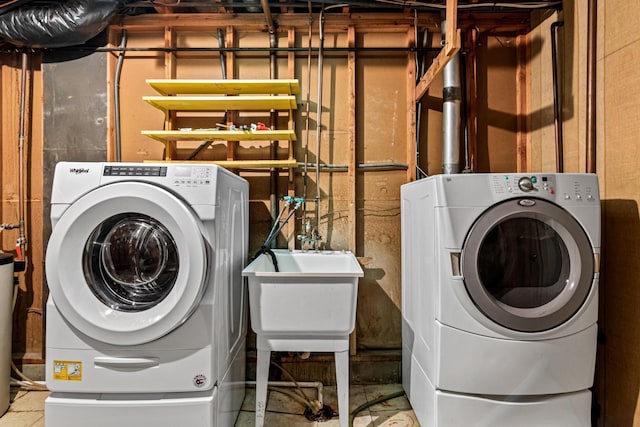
141;129;297;143
146;79;301;96
141;79;299;176
142;95;298;112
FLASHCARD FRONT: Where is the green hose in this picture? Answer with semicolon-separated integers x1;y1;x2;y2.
348;390;406;426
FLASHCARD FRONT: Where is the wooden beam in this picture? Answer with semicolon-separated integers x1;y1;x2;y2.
406;26;417;182
287;27;296;250
415;29;461;102
348;25;357;356
225;26;238;167
516;33;530;173
466;28;478;172
415;0;461;102
114;12;531;34
164;26;178;160
106;29;119;160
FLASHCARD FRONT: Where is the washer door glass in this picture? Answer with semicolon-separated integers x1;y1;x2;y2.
84;213;179;312
462;198;594;332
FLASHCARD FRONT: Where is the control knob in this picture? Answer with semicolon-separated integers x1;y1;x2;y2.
518;177;535;192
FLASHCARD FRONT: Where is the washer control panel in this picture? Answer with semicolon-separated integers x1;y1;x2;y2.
171;165;212;186
103;165;168;177
102;165;213;186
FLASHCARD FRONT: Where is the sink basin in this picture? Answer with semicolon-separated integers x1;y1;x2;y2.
242;249;364;337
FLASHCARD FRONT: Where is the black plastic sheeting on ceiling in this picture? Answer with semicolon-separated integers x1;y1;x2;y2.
0;0;123;48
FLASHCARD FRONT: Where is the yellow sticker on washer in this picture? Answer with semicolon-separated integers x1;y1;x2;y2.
52;360;82;381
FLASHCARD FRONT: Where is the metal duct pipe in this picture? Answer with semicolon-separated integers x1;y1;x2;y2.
442;19;462;175
0;0;121;48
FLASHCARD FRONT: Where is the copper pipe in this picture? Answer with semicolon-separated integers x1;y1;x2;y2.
261;0;276;34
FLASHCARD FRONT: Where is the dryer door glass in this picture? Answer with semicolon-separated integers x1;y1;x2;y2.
478;217;569;309
462;198;594;332
83;213;179;312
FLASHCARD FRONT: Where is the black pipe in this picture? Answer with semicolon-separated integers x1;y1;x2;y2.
551;20;564;173
29;46;443;54
114;29;127;162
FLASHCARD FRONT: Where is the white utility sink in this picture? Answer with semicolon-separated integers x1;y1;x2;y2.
242;249;364;427
242;249;363;337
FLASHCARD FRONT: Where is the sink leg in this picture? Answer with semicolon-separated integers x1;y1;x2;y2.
335;350;349;427
255;349;271;427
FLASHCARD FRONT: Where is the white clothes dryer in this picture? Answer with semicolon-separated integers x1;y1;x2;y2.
44;162;248;427
401;173;600;427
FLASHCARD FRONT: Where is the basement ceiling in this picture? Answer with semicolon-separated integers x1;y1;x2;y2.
132;0;562;14
0;0;560;49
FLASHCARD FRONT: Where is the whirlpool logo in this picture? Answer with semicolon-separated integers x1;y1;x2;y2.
69;167;90;175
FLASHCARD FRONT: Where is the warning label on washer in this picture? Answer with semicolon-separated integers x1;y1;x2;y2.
52;360;82;381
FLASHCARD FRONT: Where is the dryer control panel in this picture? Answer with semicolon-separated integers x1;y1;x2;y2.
492;174;599;203
492;174;557;196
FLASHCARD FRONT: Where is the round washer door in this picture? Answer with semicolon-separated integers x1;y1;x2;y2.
461;198;594;332
46;181;208;345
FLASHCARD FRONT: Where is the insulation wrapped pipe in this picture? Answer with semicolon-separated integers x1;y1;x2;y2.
0;0;122;48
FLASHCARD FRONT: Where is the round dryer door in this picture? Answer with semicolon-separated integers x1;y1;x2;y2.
461;198;595;332
46;181;208;345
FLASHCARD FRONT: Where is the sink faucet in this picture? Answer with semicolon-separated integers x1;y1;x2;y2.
297;218;322;250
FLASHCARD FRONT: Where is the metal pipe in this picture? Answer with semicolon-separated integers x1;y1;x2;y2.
442;18;462;175
260;0;276;34
302;4;313;225
262;0;279;236
314;8;325;249
17;51;28;260
299;162;408;172
217;28;227;78
245;380;324;406
460;34;471;173
44;46;441;54
114;29;127;162
551;20;564;173
585;0;597;173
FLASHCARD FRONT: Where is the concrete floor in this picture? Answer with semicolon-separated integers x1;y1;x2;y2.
0;383;419;426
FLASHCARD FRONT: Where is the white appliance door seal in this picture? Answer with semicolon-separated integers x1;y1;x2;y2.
46;181;209;345
461;197;594;332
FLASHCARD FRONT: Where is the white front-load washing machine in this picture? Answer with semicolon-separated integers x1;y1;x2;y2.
401;173;600;427
44;162;248;427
